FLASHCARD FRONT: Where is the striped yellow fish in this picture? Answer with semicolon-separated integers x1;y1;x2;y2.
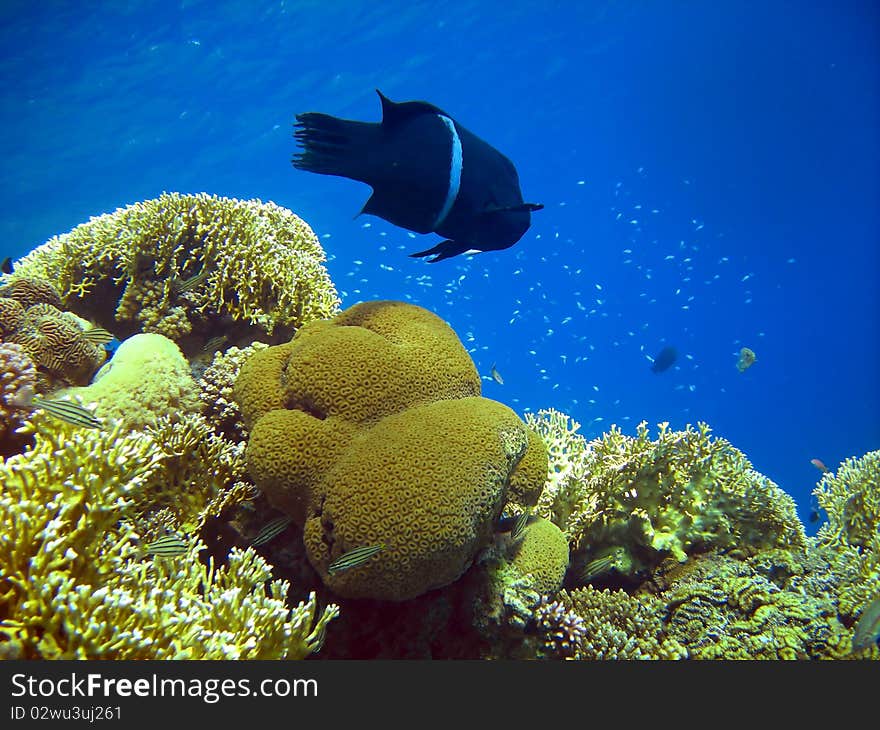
81;327;115;346
139;533;189;558
510;508;531;543
327;544;385;575
202;335;228;354
251;516;293;547
173;268;208;295
31;396;102;429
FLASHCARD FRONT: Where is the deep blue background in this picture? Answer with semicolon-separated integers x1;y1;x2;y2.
1;0;878;530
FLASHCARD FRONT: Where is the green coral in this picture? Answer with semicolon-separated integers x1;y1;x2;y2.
526;415;804;579
8;192;339;347
507;516;570;594
813;451;880;633
0;413;337;659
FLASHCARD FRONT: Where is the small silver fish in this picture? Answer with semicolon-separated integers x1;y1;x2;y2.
81;327;115;346
852;594;880;652
250;516;293;547
327;544;385;575
173;268;208;295
510;509;531;543
490;363;504;385
31;396;102;429
139;533;189;558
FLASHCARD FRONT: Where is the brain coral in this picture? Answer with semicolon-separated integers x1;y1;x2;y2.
61;333;200;430
7;192;339;349
235;300;546;601
508;516;570;594
0;279;106;390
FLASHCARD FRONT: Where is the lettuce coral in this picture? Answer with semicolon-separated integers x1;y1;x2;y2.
0;413;337;659
235;300;546;601
7;192;340;348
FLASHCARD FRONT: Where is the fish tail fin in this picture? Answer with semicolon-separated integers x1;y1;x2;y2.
292;113;377;181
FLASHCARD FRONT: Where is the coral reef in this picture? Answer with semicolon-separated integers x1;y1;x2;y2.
197;342;269;442
526;415;804;581
507;516;570;594
0;342;37;455
7;192;340;351
0;278;106;391
235;300;547;601
61;333;201;430
0;413;337;659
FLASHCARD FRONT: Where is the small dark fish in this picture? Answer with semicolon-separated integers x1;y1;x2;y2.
810;458;830;474
202;335;228;354
650;346;677;374
250;516;293;547
736;347;756;373
81;327;115;346
852;594;880;652
293;90;542;263
510;509;531;543
490;363;504;385
1;256;12;274
139;533;189;558
31;396;102;429
173;268;208;295
327;543;385;575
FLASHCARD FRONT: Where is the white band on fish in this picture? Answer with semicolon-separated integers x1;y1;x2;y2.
432;114;462;230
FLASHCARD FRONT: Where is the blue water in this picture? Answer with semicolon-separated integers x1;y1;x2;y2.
1;1;877;531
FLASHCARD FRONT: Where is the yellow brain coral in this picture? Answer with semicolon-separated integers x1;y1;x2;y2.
508;516;570;594
235;300;546;601
7;192;339;348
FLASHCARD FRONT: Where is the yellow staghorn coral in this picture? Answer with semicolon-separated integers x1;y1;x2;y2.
198;342;269;441
0;413;337;659
813;451;880;638
8;192;340;346
526;416;804;579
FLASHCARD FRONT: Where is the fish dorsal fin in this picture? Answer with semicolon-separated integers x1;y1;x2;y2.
376;89;446;126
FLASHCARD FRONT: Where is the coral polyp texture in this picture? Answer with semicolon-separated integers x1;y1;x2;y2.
526;412;804;579
235;300;547;601
6;192;340;349
0;278;106;391
0;413;337;659
0;342;36;449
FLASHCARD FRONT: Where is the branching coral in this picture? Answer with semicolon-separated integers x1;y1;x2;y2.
526;416;804;580
813;451;880;636
0;413;337;659
8;192;340;347
198;342;269;441
536;586;687;660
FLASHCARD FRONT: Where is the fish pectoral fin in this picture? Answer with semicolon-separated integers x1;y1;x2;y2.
409;239;474;263
484;202;544;214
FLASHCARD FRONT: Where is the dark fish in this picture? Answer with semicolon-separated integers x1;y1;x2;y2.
852;594;880;652
173;268;208;295
650;346;677;374
250;516;293;547
1;257;12;274
139;533;189;558
81;327;115;346
327;543;385;575
490;363;504;385
293;90;543;263
31;396;102;429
